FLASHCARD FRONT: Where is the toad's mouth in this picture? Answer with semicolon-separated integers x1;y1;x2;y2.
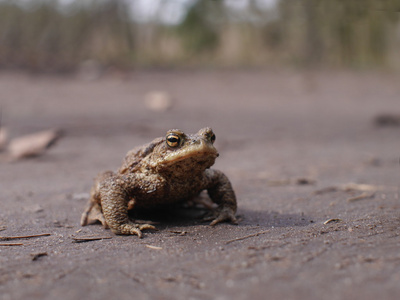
162;143;218;165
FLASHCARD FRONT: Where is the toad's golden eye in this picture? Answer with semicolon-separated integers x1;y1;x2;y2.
166;133;181;147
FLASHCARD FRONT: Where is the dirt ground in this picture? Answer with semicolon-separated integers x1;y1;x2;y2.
0;69;400;300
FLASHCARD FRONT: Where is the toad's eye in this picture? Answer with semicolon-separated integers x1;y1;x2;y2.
210;133;216;143
166;133;181;147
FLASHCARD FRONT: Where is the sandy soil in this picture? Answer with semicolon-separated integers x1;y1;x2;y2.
0;70;400;300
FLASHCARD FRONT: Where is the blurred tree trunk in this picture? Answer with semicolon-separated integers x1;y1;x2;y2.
303;0;322;66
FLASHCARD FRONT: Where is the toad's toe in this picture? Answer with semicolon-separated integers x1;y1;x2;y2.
204;208;238;226
116;223;157;238
138;224;157;231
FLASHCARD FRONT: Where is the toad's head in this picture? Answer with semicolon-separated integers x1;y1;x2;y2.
150;128;219;174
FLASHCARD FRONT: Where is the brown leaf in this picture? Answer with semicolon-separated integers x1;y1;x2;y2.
8;129;61;159
0;127;8;151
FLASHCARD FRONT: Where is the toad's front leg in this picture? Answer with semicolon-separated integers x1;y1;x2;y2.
99;175;155;237
205;169;238;226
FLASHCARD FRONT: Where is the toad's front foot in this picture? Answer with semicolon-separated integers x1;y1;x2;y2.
114;223;156;238
203;207;238;226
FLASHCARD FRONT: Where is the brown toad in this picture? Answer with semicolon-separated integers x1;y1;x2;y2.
80;127;237;237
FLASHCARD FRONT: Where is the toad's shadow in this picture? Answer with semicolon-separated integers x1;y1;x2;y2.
129;206;311;229
234;207;312;228
128;206;208;227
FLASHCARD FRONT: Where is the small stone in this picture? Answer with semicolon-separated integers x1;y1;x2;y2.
144;91;173;112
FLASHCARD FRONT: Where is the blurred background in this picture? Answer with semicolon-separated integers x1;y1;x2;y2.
2;2;400;300
1;0;400;72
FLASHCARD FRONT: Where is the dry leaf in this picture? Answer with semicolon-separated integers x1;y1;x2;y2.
8;129;61;159
0;127;8;151
342;183;378;192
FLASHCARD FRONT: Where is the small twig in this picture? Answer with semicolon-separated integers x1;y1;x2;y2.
347;192;376;202
224;230;270;245
323;218;342;225
168;230;187;236
72;236;112;243
313;186;338;195
0;233;51;241
145;244;163;250
0;243;23;246
31;252;48;261
0;226;6;232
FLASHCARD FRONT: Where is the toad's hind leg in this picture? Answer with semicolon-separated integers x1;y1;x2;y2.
80;171;114;228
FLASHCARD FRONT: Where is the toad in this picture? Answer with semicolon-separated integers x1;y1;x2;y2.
80;128;237;237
